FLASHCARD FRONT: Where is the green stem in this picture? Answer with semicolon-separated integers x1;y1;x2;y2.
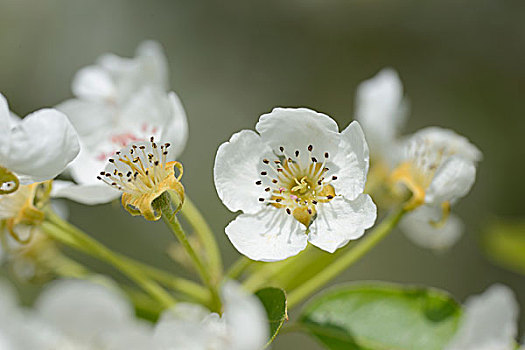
156;193;222;313
286;208;406;309
41;220;176;309
44;209;208;304
180;196;223;280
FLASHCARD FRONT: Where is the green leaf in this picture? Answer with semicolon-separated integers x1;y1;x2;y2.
482;219;525;275
298;282;462;350
255;287;288;346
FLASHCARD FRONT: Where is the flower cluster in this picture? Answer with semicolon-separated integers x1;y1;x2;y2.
0;38;504;350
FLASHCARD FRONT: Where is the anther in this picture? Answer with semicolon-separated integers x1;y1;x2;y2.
255;180;262;185
259;198;265;202
324;152;329;158
265;187;271;192
275;198;282;202
295;150;299;157
332;176;338;180
286;208;291;215
308;145;313;152
311;157;317;163
327;195;334;199
260;171;267;176
263;159;269;164
272;179;278;184
279;146;284;152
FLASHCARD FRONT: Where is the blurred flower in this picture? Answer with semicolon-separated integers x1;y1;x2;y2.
97;137;185;221
353;69;482;251
0;278;154;350
0;93;80;194
54;41;188;205
214;108;376;261
154;281;268;350
0;184;67;282
392;127;481;249
445;284;519;350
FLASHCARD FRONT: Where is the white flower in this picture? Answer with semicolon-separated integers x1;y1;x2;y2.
53;41;188;205
34;279;154;349
214;108;377;261
0;93;80;194
355;68;407;162
353;69;482;251
153;281;268;350
0;279;154;350
393;127;481;250
445;284;519;350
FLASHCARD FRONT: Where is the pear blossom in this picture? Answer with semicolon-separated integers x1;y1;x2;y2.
214;108;377;261
153;281;268;350
97;137;185;221
353;69;482;250
0;278;154;350
53;41;188;205
445;284;519;350
392;127;481;249
0;93;80;194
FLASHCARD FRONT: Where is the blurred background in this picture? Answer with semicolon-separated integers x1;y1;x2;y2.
1;0;524;348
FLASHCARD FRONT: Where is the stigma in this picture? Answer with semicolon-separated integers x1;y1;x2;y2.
256;144;337;227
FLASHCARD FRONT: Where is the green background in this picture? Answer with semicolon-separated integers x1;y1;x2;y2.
1;1;524;348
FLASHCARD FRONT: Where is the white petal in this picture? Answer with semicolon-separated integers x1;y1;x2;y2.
160;92;188;159
222;281;269;350
256;108;341;164
214;130;273;214
0;93;11;149
135;40;169;90
400;206;463;250
308;195;377;253
2;109;80;184
411;127;482;163
332;121;370;200
68;142;107;185
355;68;407;154
51;180;121;205
56;98;113;139
72;65;116;102
36;279;133;343
446;284;519;350
225;210;308;261
426;156;476;204
154;303;217;350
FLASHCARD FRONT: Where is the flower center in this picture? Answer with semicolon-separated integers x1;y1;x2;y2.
97;137;185;221
97;137;178;195
256;144;337;227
